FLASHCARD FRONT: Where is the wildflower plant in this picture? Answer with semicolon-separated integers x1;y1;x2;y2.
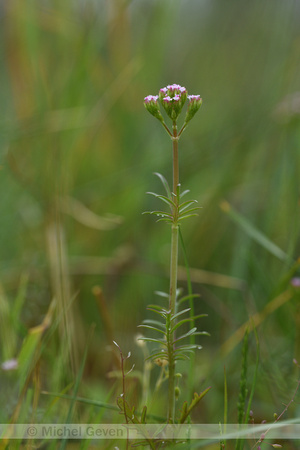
141;84;207;422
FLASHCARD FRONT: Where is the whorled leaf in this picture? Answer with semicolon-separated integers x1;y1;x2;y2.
173;327;198;343
178;213;199;222
146;308;168;319
142;319;166;329
171;308;191;321
145;350;168;362
179;189;190;199
138;324;167;335
175;344;202;351
179;207;201;218
170;315;206;334
154;172;172;200
143;210;173;218
146;192;176;209
138;337;167;346
179;200;198;213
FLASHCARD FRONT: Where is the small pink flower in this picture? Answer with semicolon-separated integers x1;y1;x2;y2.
144;95;159;104
159;87;168;95
163;96;172;103
188;95;201;102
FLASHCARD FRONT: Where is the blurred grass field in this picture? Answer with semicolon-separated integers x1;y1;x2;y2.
0;0;300;447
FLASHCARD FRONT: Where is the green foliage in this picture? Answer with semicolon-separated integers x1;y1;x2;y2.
143;173;200;224
237;331;249;427
138;294;208;364
179;388;212;425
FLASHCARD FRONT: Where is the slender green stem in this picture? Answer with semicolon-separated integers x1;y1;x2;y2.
167;121;179;422
162;121;173;137
172;122;179;203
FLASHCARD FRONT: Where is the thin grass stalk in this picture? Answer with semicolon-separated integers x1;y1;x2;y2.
46;217;77;375
179;228;196;398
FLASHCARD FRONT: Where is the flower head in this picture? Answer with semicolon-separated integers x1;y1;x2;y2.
184;94;202;124
159;83;187;121
144;84;202;130
144;95;164;124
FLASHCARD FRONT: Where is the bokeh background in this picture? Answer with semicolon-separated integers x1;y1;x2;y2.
0;0;300;438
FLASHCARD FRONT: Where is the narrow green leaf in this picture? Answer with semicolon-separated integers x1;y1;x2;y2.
147;310;167;319
179;388;212;424
179;200;198;212
141;405;147;424
220;201;290;262
174;354;190;361
137;325;166;335
142;211;172;218
178;214;199;222
146;192;176;209
145;352;168;361
171;308;191;321
170;315;206;333
143;319;166;329
175;344;201;351
156;195;176;208
175;350;198;356
150;211;173;217
154;172;172;199
147;308;168;319
147;304;168;312
179;207;201;217
138;337;167;346
179;189;190;199
194;331;210;336
174;327;197;343
156;218;173;224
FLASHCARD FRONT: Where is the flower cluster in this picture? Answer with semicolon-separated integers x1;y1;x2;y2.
144;84;202;128
158;84;188;121
185;94;203;124
143;95;164;124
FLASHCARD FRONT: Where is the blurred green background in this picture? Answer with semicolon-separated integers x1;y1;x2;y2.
0;0;300;434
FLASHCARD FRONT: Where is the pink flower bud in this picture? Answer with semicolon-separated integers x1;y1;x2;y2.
144;95;164;124
184;94;203;123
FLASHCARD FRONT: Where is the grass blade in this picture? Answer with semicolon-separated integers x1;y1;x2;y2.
220;201;290;262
